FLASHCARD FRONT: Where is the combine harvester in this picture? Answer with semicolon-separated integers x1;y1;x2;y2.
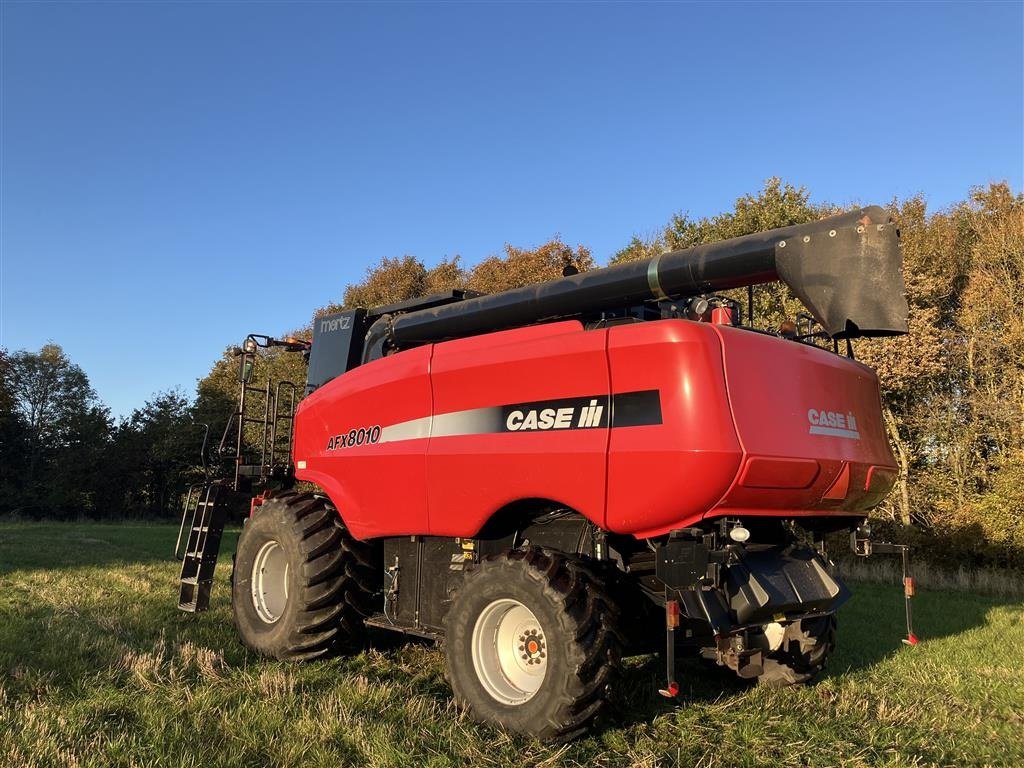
176;206;917;740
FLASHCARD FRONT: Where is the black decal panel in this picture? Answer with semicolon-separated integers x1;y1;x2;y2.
611;390;663;428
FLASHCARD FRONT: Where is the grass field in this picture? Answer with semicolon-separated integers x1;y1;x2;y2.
1;522;1021;768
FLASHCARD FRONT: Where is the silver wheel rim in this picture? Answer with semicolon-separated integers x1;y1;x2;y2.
471;598;548;705
251;540;289;623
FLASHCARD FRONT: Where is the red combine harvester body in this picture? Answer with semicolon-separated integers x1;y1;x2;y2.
176;206;914;740
293;319;897;541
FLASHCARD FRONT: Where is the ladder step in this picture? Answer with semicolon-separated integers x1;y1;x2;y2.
185;550;222;561
178;577;214;612
364;613;441;640
180;576;214;586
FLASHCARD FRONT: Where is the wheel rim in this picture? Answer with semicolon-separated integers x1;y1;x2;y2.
471;598;548;705
251;540;289;623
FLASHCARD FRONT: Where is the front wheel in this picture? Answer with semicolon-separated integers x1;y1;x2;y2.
443;548;622;741
231;491;380;661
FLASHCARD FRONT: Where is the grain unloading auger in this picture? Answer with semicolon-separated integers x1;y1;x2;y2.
175;206;918;740
366;205;908;350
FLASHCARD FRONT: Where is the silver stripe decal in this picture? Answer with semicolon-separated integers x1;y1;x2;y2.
809;425;861;440
376;408;506;443
431;407;504;437
647;253;669;300
378;416;432;443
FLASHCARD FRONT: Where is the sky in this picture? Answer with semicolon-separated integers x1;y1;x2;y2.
2;1;1022;419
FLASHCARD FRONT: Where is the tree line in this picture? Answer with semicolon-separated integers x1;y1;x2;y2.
0;344;203;519
3;179;1021;567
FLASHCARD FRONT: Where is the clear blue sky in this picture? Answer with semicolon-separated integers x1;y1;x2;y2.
2;1;1021;419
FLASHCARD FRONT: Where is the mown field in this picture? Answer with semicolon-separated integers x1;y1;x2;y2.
1;522;1021;768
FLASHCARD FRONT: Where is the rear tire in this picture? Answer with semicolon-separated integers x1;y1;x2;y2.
231;491;380;661
758;614;837;687
443;547;622;742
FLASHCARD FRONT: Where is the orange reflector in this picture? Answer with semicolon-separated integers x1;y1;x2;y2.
904;576;915;598
666;600;680;629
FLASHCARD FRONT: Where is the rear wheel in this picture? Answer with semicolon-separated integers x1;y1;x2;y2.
758;614;837;687
231;491;380;661
443;547;622;741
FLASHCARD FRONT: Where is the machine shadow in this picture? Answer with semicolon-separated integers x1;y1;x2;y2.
601;581;1013;731
0;521;199;577
609;654;754;727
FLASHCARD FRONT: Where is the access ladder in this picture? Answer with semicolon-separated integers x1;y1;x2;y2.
175;482;231;612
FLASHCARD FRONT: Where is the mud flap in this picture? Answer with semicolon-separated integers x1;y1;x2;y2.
678;587;733;635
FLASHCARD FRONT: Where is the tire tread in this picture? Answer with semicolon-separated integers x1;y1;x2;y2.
444;546;622;742
232;492;380;661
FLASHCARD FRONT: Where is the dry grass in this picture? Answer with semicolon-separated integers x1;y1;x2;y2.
1;522;1022;767
837;556;1024;598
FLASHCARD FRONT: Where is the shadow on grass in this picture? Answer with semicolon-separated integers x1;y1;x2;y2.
347;576;1019;735
0;520;199;576
603;581;1020;730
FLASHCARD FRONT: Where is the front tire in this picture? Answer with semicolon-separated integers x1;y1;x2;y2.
231;491;380;661
443;548;622;741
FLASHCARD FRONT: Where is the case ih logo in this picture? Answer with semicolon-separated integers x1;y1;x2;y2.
807;409;860;440
505;399;605;431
